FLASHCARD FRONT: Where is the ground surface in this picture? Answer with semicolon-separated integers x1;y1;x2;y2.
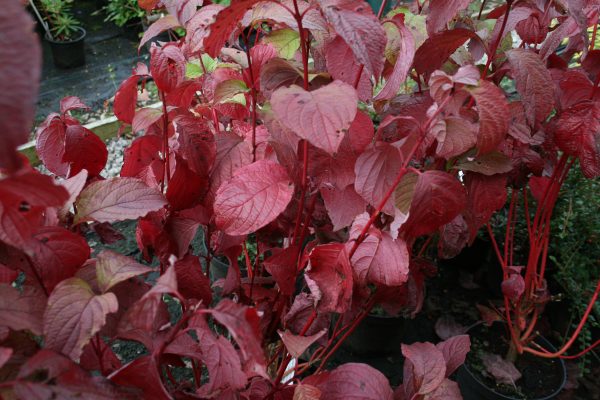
35;0;149;126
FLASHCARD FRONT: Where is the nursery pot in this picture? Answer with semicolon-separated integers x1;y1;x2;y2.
344;314;405;356
45;27;86;69
457;325;566;400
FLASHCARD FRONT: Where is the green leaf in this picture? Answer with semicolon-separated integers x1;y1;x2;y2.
263;29;300;59
214;79;249;104
185;54;219;78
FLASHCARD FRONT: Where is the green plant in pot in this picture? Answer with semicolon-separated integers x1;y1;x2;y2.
102;0;145;40
33;0;86;68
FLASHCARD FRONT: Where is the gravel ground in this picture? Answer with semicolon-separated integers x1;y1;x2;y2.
102;135;131;177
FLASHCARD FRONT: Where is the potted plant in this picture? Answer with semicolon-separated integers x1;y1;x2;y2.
2;0;599;399
33;0;86;68
451;0;600;398
102;0;145;41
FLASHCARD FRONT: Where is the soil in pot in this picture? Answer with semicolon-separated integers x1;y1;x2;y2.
462;323;565;399
45;27;86;69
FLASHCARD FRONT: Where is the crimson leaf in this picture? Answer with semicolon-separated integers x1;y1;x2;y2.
271;81;358;155
214;160;294;235
74;178;167;224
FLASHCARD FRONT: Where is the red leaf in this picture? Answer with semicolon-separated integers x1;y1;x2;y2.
109;355;171;400
175;114;216;175
317;363;393;400
426;0;471;35
294;384;322;399
464;173;507;241
263;245;300;296
44;278;118;361
132;107;163;134
0;284;45;335
435;334;471;376
434;315;468;340
401;342;446;396
114;76;142;124
149;43;185;93
319;0;386;78
305;243;353;313
481;352;522;385
16;349;139;399
349;213;410;287
278;329;327;358
165;205;208;257
27;227;91;293
320;184;366;231
58;169;88;220
467;80;510;155
187;319;247;396
209;131;253;200
214;160;294;235
528;175;550;202
121;135;164;186
0;262;18;284
0;347;12;369
502;273;525;301
36;117;69;176
435;116;478;159
426;379;463;400
455;152;513;176
95;250;152;293
74;178;167;224
438;215;469;259
354;143;403;215
60;96;89;115
0;171;68;249
245;43;278;89
207;299;267;378
271;80;358;155
375;18;415;101
80;336;122;375
166;157;207;211
0;1;41;172
139;14;180;49
63;124;108;177
402;171;467;238
116;289;169;350
173;254;212;304
506;49;555;126
554;101;600;178
138;0;160;11
326;36;373;101
186;4;224;53
203;0;265;57
414;28;478;78
260;58;304;98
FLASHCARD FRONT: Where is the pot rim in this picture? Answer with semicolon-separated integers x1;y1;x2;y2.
461;323;567;400
45;26;86;44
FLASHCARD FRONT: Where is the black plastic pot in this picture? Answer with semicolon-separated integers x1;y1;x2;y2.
45;27;86;69
344;314;405;356
457;334;567;400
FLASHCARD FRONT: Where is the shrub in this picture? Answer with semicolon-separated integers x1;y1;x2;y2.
1;0;599;398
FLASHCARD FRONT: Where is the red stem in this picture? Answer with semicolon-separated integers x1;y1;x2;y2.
160;91;170;193
290;0;311;246
482;0;513;79
348;95;452;259
244;35;259;162
523;277;600;358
